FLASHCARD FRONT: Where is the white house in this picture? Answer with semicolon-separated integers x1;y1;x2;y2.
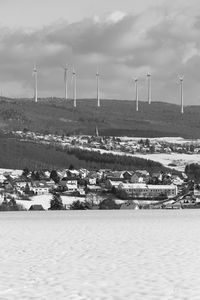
15;181;30;189
118;183;177;199
88;178;97;185
30;182;50;195
66;180;78;192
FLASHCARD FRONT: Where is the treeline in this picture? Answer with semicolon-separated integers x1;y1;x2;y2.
64;147;176;174
185;164;200;182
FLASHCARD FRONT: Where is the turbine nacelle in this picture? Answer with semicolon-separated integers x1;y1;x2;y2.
33;64;37;73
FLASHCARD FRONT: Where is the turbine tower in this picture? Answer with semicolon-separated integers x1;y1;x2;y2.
96;67;100;107
179;76;184;114
64;64;68;100
147;72;151;104
33;64;38;103
135;78;139;112
72;67;76;107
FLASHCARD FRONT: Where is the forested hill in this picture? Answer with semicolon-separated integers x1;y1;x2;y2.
0;135;178;173
0;97;200;138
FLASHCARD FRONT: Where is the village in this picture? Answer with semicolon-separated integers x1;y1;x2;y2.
13;130;200;156
0;129;199;210
0;161;200;211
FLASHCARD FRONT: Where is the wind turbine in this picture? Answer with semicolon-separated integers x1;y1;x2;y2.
72;66;76;107
33;64;38;103
134;78;139;112
147;72;151;104
179;76;184;114
96;67;100;107
64;64;68;100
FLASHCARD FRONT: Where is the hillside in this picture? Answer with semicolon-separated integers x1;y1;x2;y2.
0;97;199;138
0;134;175;172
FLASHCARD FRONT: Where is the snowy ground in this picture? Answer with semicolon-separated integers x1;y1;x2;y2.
119;136;200;145
132;153;200;172
0;168;22;177
16;194;85;210
1;210;200;299
80;146;200;172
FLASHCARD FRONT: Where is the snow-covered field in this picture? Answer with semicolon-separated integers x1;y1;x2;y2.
133;153;200;172
80;146;200;172
0;168;22;177
16;194;85;210
1;210;200;299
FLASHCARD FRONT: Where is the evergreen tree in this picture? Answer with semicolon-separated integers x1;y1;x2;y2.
69;164;74;170
8;198;18;211
49;193;64;210
24;183;31;195
50;170;60;183
22;167;29;177
69;200;86;210
0;196;8;211
145;139;150;147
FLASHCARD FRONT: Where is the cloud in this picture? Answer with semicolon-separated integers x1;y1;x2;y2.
0;2;200;104
106;11;127;23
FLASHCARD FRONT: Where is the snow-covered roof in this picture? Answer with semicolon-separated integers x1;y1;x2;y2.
119;183;147;189
147;185;177;190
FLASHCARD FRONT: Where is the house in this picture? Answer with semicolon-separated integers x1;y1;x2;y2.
29;205;45;211
164;147;172;153
194;188;200;197
67;169;80;178
45;179;56;188
88;178;97;185
122;171;133;181
149;172;163;184
171;175;183;186
112;171;125;179
135;170;150;177
106;171;123;180
60;178;78;191
131;170;150;183
117;183;177;199
15;181;31;189
120;200;139;210
3;181;15;191
57;169;66;179
86;185;102;193
105;179;124;190
79;169;88;179
44;171;51;178
66;180;78;192
87;171;99;180
130;174;144;183
164;202;182;209
30;181;50;195
77;188;86;196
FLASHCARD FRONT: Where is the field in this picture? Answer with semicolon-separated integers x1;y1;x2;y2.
1;210;200;299
133;153;200;172
0;97;200;138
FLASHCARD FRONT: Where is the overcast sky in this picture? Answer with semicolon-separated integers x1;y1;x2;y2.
0;0;200;104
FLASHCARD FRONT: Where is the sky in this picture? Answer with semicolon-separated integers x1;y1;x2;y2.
0;0;200;104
